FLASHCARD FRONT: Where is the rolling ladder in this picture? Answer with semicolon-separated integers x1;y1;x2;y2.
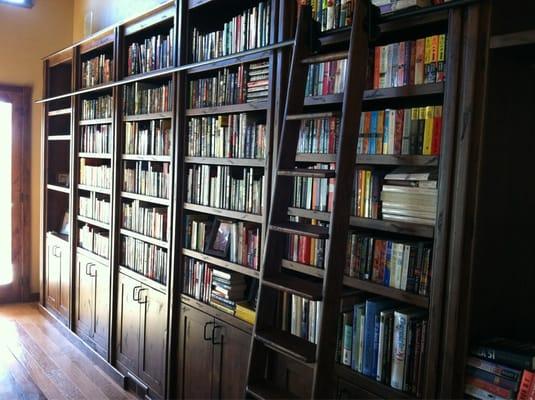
246;1;377;398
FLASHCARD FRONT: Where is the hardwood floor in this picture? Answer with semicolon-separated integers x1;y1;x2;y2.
0;302;137;400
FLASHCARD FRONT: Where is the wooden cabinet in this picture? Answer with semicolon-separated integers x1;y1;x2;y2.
116;272;167;398
177;305;250;399
75;252;110;358
45;233;70;323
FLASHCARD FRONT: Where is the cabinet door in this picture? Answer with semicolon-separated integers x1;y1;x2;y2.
139;285;167;398
58;240;70;321
45;239;60;311
178;305;214;399
75;254;94;339
93;262;110;357
116;272;141;374
213;320;251;399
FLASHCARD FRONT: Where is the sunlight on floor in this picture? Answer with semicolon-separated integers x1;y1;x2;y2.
0;102;13;286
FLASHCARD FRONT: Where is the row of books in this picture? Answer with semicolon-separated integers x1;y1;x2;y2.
81;95;112;120
467;338;535;400
127;28;174;76
346;233;432;295
123;161;170;199
185;165;264;215
80;160;111;189
182;258;247;314
79;192;110;224
292;164;335;213
188;63;269;108
299;0;354;32
121;236;167;284
351;168;382;219
122;200;167;241
305;59;347;97
187;114;266;159
297;116;339;155
381;168;438;226
339;299;428;395
184;215;260;270
79;224;109;259
358;106;443;156
123;81;172;116
81;54;112;88
373;34;446;89
373;0;447;15
191;2;271;62
80;125;112;154
124;120;171;156
283;294;322;344
286;217;327;268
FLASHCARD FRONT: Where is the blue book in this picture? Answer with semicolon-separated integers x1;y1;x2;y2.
363;298;398;377
370;111;377;154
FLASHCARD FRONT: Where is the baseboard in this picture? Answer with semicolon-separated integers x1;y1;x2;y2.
37;304;127;389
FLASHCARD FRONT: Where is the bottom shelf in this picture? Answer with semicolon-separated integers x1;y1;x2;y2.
180;294;253;334
334;364;411;399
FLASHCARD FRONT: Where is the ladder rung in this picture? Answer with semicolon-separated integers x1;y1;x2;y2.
278;168;336;178
246;382;297;400
263;273;323;300
286;111;339;120
255;329;316;363
270;222;329;239
301;50;348;64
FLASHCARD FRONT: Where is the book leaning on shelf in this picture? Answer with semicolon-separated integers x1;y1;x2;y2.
121;236;167;284
338;299;428;396
281;293;322;344
191;2;270;62
187;114;266;159
123;81;172;115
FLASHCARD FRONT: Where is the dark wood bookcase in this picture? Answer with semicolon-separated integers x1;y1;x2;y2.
38;0;495;398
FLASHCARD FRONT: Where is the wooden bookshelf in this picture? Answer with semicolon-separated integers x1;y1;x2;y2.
183;203;263;224
123;111;173;122
77;215;111;230
184;156;265;167
79;118;113;125
48;135;71;141
48;107;72;116
120;191;171;206
185;101;269;116
182;248;260;279
119;228;169;249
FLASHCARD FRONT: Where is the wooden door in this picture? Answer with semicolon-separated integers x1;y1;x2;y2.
75;253;93;339
139;285;167;398
116;272;141;375
178;305;214;399
58;239;70;321
45;237;61;311
213;320;250;399
93;262;110;358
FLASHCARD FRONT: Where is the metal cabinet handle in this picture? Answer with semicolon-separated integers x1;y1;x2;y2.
212;325;223;345
137;288;148;304
53;245;60;257
203;321;215;341
89;264;97;278
132;285;142;301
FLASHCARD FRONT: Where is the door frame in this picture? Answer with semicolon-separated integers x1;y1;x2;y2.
0;84;31;304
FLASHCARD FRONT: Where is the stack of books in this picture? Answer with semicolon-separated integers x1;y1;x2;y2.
292;163;335;212
124;120;171;156
80;125;112;154
283;294;322;344
80;159;111;189
286;216;327;269
121;236;167;283
210;269;247;315
351;168;384;219
246;62;269;102
123;81;172;115
466;338;535;399
305;59;347;96
121;200;167;241
79;224;109;259
81;54;112;88
127;28;174;75
123;161;170;199
81;95;112;120
79;192;110;224
297;116;340;155
380;168;438;226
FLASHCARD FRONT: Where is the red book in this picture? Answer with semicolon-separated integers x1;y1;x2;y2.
394;109;404;154
432;105;442;155
371;239;383;283
517;370;535;400
465;376;513;399
303;235;311;265
373;46;381;89
322;62;330;96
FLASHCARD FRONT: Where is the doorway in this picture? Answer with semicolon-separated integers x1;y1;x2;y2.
0;85;31;304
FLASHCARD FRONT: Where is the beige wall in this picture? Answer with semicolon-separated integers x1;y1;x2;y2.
73;0;168;42
0;0;74;294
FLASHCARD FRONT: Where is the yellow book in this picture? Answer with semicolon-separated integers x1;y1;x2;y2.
423;106;434;155
235;303;256;325
424;36;433;84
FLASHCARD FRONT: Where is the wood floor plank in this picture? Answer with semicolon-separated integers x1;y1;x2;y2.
0;345;46;400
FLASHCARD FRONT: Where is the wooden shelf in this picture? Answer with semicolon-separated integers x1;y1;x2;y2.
48;135;71;141
304;93;344;107
79;118;113;125
356;154;439;166
77;215;110;230
48;108;71;116
180;294;253;334
185;101;268;116
120;191;170;206
120;228;169;249
184;156;265;167
119;265;167;294
122;67;175;83
78;184;111;195
182;248;260;279
78;152;112;159
183;203;263;223
490;29;535;49
77;246;109;266
79;81;115;92
122;154;171;162
286;208;435;238
255;329;316;364
296;153;337;163
47;184;70;194
186;49;271;74
123;111;173;122
334;364;411;399
281;259;325;279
